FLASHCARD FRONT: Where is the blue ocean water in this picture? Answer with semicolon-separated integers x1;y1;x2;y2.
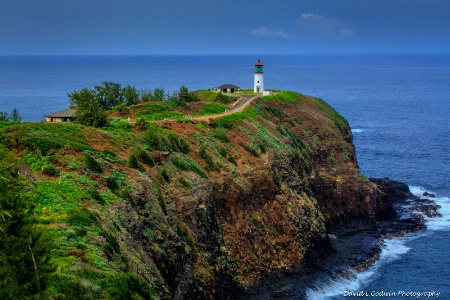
0;55;449;298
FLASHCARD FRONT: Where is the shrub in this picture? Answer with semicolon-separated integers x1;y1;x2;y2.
198;146;220;172
264;106;284;119
199;103;228;115
227;154;237;166
134;118;149;129
172;156;189;171
68;208;98;227
215;92;232;103
88;188;105;205
190;164;208;179
160;169;171;183
142;125;189;153
213;128;229;142
128;154;144;171
218;147;227;157
112;102;129;113
179;177;192;188
41;164;58;176
243;144;260;157
133;147;155;167
106;176;119;191
103;149;117;158
210;109;258;129
84;153;103;173
24;136;92;156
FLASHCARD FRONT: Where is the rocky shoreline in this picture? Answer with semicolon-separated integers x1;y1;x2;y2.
240;178;441;299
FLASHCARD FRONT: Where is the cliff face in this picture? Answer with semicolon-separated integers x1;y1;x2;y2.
0;91;393;299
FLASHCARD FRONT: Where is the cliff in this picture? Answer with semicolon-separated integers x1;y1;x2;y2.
0;91;393;299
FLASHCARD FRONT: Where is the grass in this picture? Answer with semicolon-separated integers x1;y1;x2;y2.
262;90;301;104
199;103;229;115
210;107;259;129
134;100;189;120
141;123;190;153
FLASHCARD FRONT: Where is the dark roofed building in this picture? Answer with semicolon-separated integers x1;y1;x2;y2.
217;84;240;93
45;107;76;123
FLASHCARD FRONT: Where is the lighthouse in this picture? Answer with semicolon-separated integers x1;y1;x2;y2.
254;60;264;93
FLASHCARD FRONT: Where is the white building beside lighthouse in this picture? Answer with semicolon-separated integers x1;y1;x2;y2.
254;60;264;93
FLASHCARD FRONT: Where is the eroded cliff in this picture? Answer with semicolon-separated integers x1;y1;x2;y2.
0;91;393;299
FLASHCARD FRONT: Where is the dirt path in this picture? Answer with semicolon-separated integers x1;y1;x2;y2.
18;161;54;181
189;95;258;122
129;95;259;124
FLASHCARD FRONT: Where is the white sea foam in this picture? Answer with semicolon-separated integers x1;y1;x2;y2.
409;185;450;232
305;239;411;299
306;186;449;299
351;128;364;133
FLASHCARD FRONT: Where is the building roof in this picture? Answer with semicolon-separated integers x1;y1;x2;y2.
255;60;263;66
217;84;240;89
45;108;76;118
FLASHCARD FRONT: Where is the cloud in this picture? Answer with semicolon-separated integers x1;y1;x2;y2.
251;26;295;39
296;13;354;37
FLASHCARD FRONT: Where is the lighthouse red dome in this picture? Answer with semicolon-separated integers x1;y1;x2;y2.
255;60;263;66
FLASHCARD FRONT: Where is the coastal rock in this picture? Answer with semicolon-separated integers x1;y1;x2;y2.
423;191;436;197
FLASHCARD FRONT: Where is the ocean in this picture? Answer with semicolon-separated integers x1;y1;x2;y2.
0;54;449;299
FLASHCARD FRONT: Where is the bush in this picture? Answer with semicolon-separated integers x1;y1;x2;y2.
227;154;237;166
198;146;220;172
84;153;103;173
199;103;229;115
106;176;119;191
134;118;149;129
213;128;229;142
112;102;129;113
133;147;154;167
68;208;98;227
243;144;260;157
88;188;105;205
179;177;192;188
142;125;189;153
25;136;92;156
215;92;232;103
172;156;189;171
210;109;258;129
41;164;58;176
160;169;171;183
128;154;144;171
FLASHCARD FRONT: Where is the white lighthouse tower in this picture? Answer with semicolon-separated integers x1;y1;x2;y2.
254;59;264;93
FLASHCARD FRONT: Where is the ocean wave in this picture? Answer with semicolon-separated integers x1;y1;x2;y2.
305;239;411;300
409;185;450;231
305;185;449;299
351;128;364;133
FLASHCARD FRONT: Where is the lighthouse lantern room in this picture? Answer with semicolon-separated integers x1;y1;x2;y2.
254;60;264;93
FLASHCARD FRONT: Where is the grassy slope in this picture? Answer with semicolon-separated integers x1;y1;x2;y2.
0;91;373;299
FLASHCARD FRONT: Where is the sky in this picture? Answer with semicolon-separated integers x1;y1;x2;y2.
1;0;450;55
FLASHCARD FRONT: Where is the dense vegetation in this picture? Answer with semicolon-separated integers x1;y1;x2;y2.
68;82;201;127
0;89;360;299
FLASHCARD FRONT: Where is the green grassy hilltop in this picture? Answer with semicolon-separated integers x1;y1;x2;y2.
0;90;388;299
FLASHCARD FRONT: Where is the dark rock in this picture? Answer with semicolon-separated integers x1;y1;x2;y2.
369;177;412;202
423;191;436;197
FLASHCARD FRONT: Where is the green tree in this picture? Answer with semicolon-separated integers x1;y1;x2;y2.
95;81;123;110
177;86;199;102
152;87;165;101
0;150;55;299
139;89;153;102
68;88;108;128
9;108;21;122
122;85;140;106
0;111;9;122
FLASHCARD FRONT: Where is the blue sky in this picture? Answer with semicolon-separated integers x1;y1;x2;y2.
1;0;449;55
